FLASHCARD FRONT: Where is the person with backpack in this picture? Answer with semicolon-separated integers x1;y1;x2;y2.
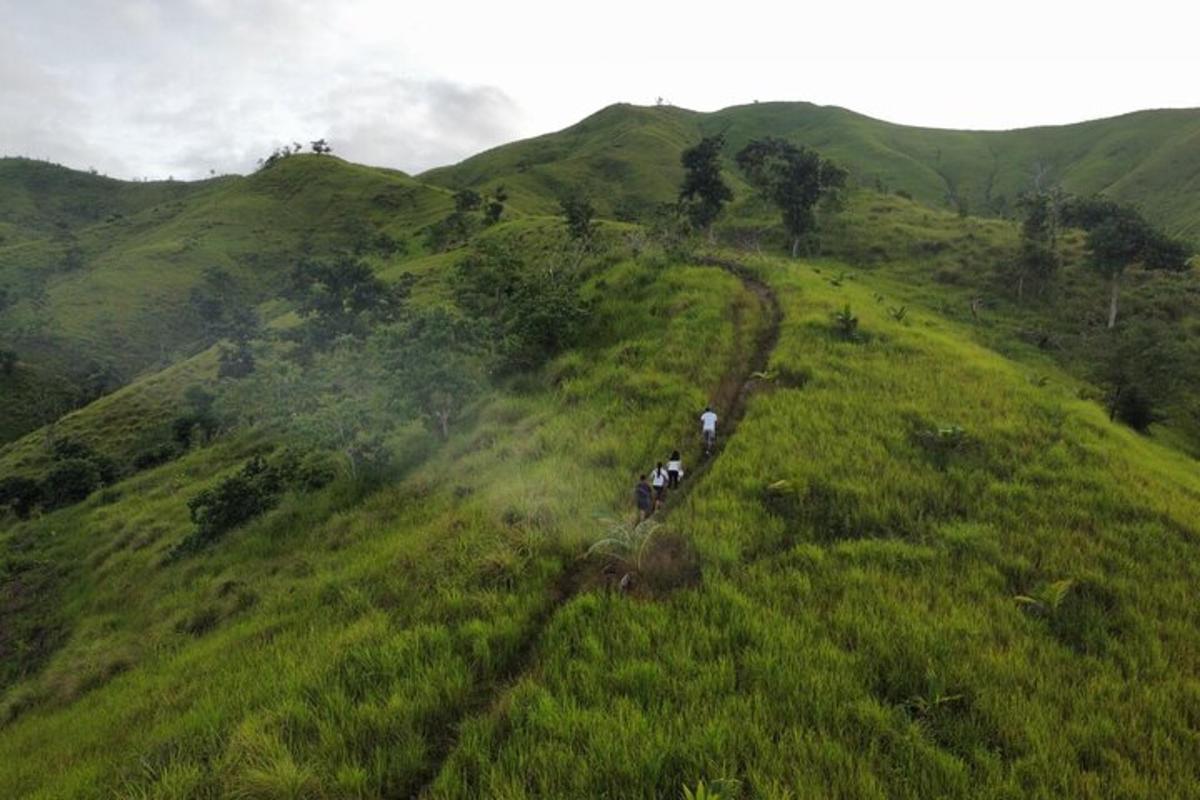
667;450;684;488
650;462;670;508
634;474;654;522
700;405;719;454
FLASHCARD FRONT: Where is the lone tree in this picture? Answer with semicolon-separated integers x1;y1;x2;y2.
1011;189;1064;301
560;193;596;246
311;139;333;155
1063;198;1191;328
679;134;732;237
735;138;847;257
454;189;483;213
483;185;508;225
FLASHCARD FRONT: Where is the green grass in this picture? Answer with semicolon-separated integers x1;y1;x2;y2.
3;231;1200;796
2;106;1200;798
428;251;1200;798
0;242;766;797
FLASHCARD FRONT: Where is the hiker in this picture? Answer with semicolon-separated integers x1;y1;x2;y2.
634;474;654;521
667;450;684;488
650;462;670;508
700;406;719;454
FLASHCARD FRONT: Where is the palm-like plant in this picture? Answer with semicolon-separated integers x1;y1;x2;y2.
832;304;859;340
587;517;661;572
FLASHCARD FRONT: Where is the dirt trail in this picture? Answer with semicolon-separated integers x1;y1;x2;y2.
411;256;781;798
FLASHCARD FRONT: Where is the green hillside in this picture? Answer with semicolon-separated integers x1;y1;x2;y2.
2;103;1200;798
426;102;1200;239
0;155;453;443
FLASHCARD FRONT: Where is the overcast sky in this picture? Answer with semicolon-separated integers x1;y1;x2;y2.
3;0;1198;180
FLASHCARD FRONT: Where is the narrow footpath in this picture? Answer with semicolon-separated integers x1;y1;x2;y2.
409;256;782;798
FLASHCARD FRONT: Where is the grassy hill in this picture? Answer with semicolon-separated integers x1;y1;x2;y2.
426;102;1200;239
2;103;1200;798
2;219;1199;796
0;155;453;443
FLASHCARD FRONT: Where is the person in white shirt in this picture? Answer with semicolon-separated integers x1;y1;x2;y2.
650;462;670;507
700;406;718;452
667;450;684;488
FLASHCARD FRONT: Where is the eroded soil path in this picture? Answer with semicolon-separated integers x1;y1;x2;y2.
410;256;782;798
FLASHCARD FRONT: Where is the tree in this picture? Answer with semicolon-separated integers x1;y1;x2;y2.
0;349;16;376
217;306;261;379
454;243;590;371
41;459;101;510
679;134;732;236
736;138;846;257
1095;320;1183;431
311;138;332;155
383;308;486;439
1064;198;1191;328
285;257;413;354
1010;190;1063;301
560;194;596;246
484;185;508;225
454;189;483;213
0;476;41;519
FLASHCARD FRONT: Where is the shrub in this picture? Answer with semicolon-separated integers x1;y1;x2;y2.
0;476;42;518
132;444;178;471
914;425;968;469
0;349;16;376
184;456;283;548
41;459;102;510
177;450;334;554
1109;384;1158;432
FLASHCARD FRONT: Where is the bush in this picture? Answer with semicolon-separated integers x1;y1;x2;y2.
177;450;334;554
42;459;101;510
0;349;17;376
0;476;42;519
1110;385;1157;432
132;444;178;471
184;456;283;548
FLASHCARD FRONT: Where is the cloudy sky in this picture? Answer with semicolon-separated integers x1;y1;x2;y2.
3;0;1197;180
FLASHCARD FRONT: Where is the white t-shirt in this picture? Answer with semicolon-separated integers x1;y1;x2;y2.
667;459;683;475
700;411;718;432
651;468;669;487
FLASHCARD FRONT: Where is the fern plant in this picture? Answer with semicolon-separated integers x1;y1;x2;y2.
1015;578;1074;615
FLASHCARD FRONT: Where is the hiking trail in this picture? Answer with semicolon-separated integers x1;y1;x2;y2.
409;255;782;798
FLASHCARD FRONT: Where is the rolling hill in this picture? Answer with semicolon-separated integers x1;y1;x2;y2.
2;101;1200;798
425;101;1200;239
0;155;453;442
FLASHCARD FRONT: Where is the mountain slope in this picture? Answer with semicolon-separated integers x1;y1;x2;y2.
3;226;1199;796
425;102;1200;238
0;155;453;443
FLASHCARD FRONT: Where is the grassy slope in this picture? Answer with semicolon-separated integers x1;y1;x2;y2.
432;252;1200;798
425;102;1200;239
3;228;1199;796
0;225;764;797
0;156;453;444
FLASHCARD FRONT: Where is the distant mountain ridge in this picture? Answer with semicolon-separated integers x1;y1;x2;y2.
423;101;1200;239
